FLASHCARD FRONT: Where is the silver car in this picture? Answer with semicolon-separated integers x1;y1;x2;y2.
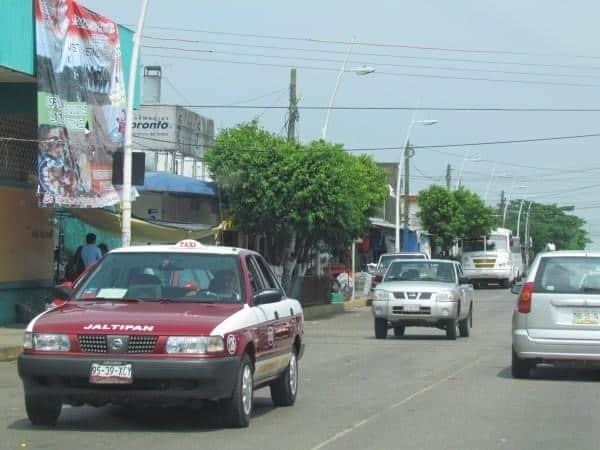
371;259;474;340
512;251;600;378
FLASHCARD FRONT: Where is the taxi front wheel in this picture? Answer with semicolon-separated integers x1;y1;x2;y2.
25;394;62;426
221;354;254;428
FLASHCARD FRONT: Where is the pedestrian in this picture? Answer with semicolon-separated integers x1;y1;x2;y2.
81;233;102;268
98;243;109;255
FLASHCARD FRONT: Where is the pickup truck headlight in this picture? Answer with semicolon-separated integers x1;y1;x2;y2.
436;291;459;301
166;336;224;354
373;289;394;301
24;332;70;351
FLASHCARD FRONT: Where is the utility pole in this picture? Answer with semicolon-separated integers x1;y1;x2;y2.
402;140;411;250
500;190;506;226
287;68;298;142
524;201;533;269
446;164;452;190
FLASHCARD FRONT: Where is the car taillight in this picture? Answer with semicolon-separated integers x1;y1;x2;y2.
517;282;534;314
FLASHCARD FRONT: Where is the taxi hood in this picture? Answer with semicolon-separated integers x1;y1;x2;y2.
30;301;244;336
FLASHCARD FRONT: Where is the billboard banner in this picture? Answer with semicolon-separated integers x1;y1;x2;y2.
35;0;125;207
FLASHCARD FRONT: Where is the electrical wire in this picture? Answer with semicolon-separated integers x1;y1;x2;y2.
139;25;600;60
142;35;600;72
142;44;600;81
142;53;600;89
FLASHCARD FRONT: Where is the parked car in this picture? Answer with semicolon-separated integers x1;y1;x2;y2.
18;239;304;428
511;251;600;378
371;252;429;288
371;259;474;340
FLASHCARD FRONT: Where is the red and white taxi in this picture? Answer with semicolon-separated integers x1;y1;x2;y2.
18;240;304;428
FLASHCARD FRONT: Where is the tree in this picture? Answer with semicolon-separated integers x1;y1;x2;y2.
205;122;387;289
417;186;495;255
501;200;590;253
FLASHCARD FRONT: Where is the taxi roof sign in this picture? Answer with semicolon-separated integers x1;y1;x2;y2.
175;239;203;249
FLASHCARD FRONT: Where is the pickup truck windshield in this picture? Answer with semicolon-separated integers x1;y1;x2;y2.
384;261;456;283
73;252;243;303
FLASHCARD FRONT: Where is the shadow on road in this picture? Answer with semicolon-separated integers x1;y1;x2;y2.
8;396;276;432
497;365;600;382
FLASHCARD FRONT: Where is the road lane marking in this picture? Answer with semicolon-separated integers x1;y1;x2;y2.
310;356;483;450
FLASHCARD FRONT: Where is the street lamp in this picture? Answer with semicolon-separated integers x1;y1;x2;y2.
455;149;482;189
122;0;150;247
320;38;375;140
394;118;438;252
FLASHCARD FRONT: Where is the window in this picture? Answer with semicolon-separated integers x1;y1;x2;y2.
534;257;600;294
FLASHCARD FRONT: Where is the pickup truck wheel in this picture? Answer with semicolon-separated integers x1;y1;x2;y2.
445;319;457;340
25;394;62;426
393;325;405;337
459;306;472;337
221;354;253;428
374;318;387;339
512;348;533;379
270;351;298;407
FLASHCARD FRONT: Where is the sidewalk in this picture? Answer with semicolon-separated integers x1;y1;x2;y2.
0;325;25;362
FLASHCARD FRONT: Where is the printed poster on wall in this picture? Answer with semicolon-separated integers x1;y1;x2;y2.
35;0;126;207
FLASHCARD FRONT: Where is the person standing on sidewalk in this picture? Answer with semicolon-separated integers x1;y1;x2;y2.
81;233;102;268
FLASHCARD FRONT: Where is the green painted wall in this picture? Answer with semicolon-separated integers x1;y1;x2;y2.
0;83;36;115
0;0;35;75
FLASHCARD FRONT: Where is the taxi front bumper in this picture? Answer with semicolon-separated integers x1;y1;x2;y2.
18;354;241;406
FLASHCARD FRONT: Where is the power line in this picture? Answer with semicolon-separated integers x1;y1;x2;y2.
142;35;600;72
143;53;600;89
139;25;600;60
142;44;600;81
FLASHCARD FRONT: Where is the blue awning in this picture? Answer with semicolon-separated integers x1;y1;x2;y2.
139;172;217;196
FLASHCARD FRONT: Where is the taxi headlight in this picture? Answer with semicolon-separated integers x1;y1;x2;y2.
436;291;458;301
29;333;70;351
373;289;394;301
166;336;224;354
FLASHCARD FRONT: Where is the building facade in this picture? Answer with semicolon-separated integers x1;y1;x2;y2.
0;0;138;323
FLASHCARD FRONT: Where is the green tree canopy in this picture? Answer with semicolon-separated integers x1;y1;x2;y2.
501;200;590;252
205;121;388;286
417;186;495;254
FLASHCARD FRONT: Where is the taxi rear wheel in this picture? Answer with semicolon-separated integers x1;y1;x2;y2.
221;354;253;428
25;394;62;426
512;348;533;379
374;318;387;339
270;351;298;407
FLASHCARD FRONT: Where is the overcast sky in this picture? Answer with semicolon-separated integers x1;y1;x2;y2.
82;0;600;248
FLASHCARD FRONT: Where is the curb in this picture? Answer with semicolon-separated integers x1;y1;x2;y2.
0;345;22;362
303;303;344;321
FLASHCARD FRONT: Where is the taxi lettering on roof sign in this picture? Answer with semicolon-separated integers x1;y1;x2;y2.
17;242;304;429
176;239;201;249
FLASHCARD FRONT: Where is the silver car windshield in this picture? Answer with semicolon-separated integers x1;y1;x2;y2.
384;261;456;283
379;254;426;269
534;257;600;294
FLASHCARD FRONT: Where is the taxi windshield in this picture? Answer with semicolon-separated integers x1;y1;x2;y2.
73;252;243;303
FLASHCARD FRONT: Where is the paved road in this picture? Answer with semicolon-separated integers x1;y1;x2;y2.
2;289;600;450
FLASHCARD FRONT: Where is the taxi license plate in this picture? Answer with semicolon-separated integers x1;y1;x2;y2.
573;311;600;325
404;304;420;312
90;362;133;384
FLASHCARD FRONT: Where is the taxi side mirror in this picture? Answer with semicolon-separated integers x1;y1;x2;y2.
254;289;283;305
53;282;74;301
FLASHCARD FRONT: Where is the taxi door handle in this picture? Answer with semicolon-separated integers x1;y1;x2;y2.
274;311;279;320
